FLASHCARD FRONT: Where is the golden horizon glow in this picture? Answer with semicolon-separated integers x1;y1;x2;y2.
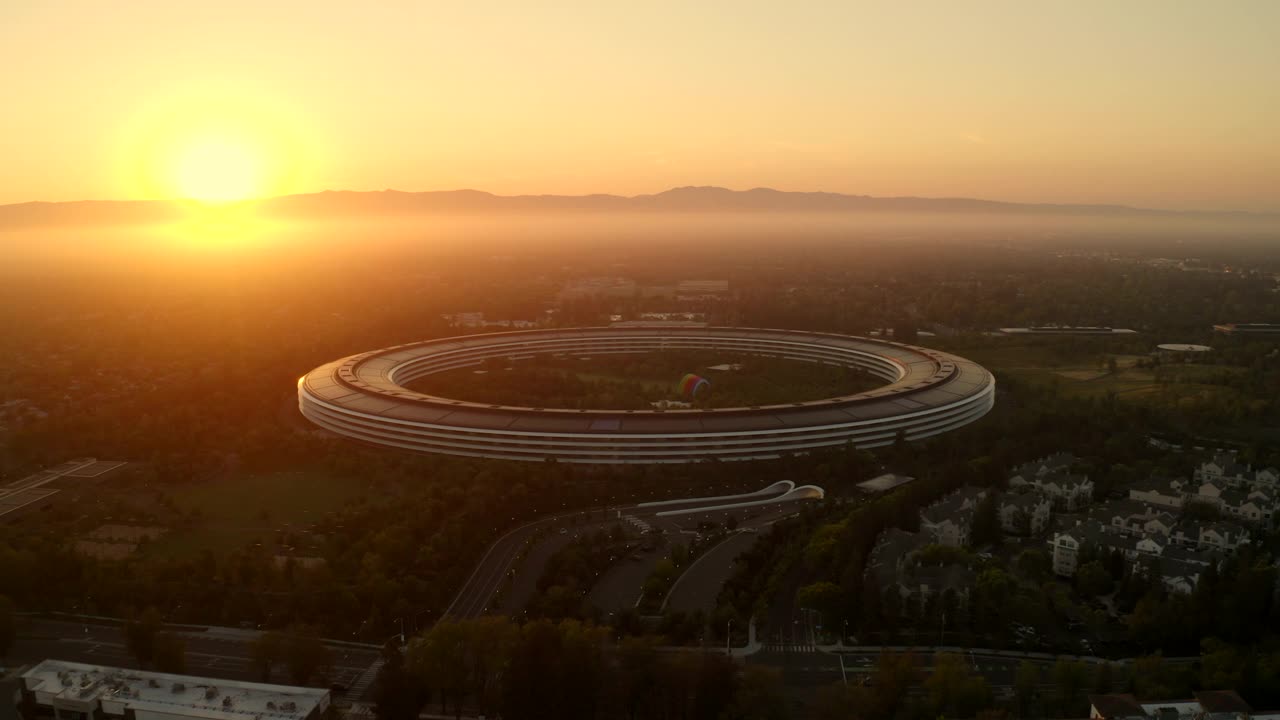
115;86;313;205
162;201;279;250
2;2;1278;211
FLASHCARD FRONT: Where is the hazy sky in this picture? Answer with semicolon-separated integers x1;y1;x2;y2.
2;1;1278;210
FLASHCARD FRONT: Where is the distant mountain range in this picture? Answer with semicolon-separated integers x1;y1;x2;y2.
1;186;1274;228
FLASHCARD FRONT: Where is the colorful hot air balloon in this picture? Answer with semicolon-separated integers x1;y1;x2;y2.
678;373;710;399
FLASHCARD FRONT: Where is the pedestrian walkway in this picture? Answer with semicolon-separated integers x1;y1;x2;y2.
347;658;384;701
622;514;651;533
763;642;816;654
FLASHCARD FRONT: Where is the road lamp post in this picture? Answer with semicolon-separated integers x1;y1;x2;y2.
726;619;733;656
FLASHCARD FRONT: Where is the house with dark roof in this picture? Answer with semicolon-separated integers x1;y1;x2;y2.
1012;468;1094;511
1195;453;1254;487
1195;690;1255;718
866;528;930;587
866;528;973;603
1050;520;1138;577
1199;521;1251;553
919;486;988;547
999;488;1052;535
1089;692;1147;719
1091;499;1171;537
1011;452;1078;480
1128;476;1186;509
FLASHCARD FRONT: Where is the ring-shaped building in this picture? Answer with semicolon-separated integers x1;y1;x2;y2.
298;327;995;463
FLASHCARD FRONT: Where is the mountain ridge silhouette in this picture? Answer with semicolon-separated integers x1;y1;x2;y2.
1;186;1273;228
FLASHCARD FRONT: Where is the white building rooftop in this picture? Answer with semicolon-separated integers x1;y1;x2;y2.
20;660;330;720
857;473;916;493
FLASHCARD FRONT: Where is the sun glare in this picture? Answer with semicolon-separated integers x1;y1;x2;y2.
172;136;263;203
121;89;315;206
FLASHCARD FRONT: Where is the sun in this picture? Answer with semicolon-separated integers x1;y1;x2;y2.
172;135;265;203
121;89;316;205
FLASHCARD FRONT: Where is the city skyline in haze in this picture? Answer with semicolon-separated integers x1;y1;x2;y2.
2;1;1278;211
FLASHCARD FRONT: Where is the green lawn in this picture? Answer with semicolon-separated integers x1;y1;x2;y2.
940;339;1248;407
170;470;366;526
145;470;370;558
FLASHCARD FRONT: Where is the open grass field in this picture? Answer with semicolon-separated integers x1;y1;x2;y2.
143;470;371;558
948;341;1251;407
408;352;881;410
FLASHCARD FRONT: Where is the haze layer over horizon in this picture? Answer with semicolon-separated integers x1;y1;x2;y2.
2;1;1278;211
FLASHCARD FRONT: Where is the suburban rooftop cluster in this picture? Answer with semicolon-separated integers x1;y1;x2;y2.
1051;452;1277;594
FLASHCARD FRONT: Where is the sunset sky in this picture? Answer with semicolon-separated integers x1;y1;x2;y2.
2;1;1277;210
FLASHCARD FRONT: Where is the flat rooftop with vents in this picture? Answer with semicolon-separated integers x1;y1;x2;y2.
15;660;330;720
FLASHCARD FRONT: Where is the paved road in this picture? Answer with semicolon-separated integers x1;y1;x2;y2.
590;546;666;612
0;458;98;520
9;618;382;698
443;506;639;620
663;531;760;613
750;645;1198;690
499;523;612;614
443;482;812;621
756;648;1076;689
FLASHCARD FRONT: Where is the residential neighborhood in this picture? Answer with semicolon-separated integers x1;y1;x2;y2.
866;450;1280;621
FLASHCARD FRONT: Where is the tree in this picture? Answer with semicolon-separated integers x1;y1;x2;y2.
926;652;992;718
617;636;661;720
1076;561;1114;597
408;621;471;717
250;630;286;682
1200;638;1250;692
0;595;14;659
284;626;333;686
1130;653;1194;700
693;653;737;720
464;616;519;718
725;665;788;720
1016;549;1050;583
1051;657;1091;713
970;495;1000;547
125;607;162;667
868;652;919;718
1014;660;1040;718
813;682;871;720
373;640;425;720
796;581;843;628
1094;662;1115;694
153;632;186;673
973;568;1014;633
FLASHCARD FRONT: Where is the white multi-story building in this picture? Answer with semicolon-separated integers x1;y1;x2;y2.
999;489;1053;535
1195;453;1254;486
1009;454;1093;511
919;486;989;547
1127;476;1186;509
1191;481;1277;529
866;527;974;603
1198;522;1251;553
1049;518;1222;593
1195;452;1280;490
